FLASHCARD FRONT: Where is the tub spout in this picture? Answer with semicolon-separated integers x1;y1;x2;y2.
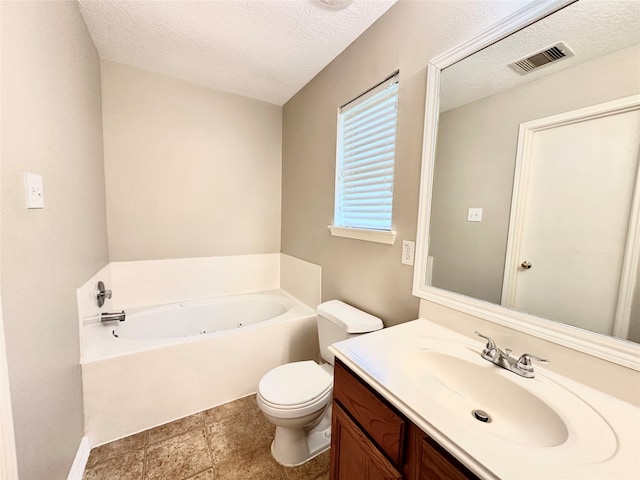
101;311;125;323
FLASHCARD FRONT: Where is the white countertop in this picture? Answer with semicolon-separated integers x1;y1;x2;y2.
329;318;640;479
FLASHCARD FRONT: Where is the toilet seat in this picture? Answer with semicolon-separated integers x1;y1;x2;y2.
258;361;333;418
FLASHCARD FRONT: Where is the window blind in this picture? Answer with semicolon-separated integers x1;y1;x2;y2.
335;72;399;231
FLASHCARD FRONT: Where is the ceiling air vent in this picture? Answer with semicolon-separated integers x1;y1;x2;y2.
508;42;574;75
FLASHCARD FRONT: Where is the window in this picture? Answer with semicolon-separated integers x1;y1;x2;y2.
330;72;399;244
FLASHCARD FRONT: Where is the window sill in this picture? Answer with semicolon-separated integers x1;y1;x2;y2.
328;226;396;245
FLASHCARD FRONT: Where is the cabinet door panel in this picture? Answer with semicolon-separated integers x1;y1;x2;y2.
330;402;402;480
333;359;405;464
419;434;477;480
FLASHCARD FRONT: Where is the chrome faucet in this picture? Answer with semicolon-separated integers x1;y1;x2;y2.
96;281;112;307
475;331;547;378
101;311;126;324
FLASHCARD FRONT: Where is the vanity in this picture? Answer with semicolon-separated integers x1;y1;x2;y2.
328;319;640;479
331;353;476;480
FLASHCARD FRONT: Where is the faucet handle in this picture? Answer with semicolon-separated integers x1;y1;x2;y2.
516;353;548;373
475;331;496;350
475;331;500;360
96;281;112;308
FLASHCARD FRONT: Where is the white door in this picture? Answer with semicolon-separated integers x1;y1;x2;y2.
502;96;640;336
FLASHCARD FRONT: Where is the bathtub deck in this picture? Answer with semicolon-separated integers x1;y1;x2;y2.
82;394;329;480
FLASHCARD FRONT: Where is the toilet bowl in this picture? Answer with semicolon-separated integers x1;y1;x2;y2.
256;300;383;466
257;360;334;466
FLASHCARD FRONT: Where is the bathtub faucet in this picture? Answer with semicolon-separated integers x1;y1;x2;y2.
96;281;112;307
101;311;126;323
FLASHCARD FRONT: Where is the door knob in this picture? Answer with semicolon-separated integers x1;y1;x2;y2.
520;261;532;269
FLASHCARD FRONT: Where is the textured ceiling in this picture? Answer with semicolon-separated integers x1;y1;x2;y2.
440;0;640;112
78;0;396;106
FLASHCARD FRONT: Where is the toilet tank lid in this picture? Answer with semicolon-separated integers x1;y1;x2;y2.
316;300;383;333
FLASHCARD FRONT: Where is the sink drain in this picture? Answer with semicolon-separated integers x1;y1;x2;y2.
472;409;491;423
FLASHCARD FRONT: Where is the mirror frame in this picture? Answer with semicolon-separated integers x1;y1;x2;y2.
413;0;640;371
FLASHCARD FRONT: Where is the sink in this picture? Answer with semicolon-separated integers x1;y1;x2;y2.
396;343;618;464
330;319;633;477
400;350;569;448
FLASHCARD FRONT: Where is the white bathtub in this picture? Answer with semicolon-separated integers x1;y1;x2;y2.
81;290;319;446
116;295;290;340
81;291;310;360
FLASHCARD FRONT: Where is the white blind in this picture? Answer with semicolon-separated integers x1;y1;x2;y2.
335;73;399;231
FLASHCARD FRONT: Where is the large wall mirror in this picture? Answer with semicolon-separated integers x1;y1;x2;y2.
414;0;640;369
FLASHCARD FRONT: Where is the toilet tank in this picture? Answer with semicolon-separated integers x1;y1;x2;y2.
316;300;383;364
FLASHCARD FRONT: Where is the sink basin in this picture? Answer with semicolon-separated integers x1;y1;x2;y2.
331;319;631;477
400;350;569;448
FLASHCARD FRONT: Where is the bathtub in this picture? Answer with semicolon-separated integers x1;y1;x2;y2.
81;290;318;446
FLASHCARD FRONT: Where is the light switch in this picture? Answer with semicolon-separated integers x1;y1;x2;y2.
25;172;44;209
467;207;482;222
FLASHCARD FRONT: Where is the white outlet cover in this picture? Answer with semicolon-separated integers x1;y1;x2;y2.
401;240;415;266
25;172;44;209
467;207;482;222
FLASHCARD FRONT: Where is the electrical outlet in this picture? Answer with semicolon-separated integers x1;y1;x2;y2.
467;207;482;222
402;240;415;266
25;172;44;209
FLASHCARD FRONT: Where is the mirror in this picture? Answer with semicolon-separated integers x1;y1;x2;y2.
414;0;640;369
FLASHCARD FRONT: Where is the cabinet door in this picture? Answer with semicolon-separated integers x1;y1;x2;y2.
405;424;477;480
333;359;405;464
419;431;477;479
330;403;402;480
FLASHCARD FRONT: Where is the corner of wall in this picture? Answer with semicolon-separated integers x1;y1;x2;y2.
77;265;113;320
280;253;322;308
76;264;112;362
66;436;90;480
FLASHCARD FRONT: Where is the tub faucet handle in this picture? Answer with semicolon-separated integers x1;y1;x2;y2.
96;281;112;308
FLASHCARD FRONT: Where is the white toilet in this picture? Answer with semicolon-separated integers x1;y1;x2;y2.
256;300;383;467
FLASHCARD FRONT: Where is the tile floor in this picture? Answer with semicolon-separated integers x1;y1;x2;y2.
83;395;330;480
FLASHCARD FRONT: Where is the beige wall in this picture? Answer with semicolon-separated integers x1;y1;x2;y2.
281;1;529;326
1;2;109;478
101;61;282;261
430;45;640;304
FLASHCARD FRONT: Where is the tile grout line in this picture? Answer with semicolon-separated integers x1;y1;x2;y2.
84;432;148;476
202;410;218;477
142;430;148;480
147;411;205;446
145;417;213;480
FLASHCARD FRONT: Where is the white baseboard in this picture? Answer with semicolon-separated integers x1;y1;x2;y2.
67;436;90;480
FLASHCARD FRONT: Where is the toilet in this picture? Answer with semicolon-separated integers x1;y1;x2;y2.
256;300;383;466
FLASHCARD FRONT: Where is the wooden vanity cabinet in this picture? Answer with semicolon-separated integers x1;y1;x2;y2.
405;423;477;480
331;359;478;480
331;403;403;480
